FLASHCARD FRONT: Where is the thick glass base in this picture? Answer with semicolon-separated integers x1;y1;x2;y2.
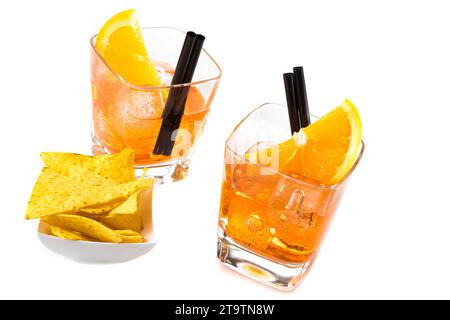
217;232;314;291
91;141;190;183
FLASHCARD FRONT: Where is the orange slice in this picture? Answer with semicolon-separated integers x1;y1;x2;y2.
282;99;362;186
95;9;162;86
246;99;362;186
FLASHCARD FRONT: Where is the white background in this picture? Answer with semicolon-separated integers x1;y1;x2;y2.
1;0;449;300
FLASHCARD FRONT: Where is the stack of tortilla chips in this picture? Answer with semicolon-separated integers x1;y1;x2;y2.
25;149;152;243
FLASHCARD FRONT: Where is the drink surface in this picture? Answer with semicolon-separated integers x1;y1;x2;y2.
91;54;209;166
219;160;344;264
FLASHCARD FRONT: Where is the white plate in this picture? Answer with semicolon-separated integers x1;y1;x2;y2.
37;189;157;263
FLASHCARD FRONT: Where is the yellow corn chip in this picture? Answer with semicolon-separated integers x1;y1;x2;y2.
114;230;141;236
120;234;145;243
25;168;151;219
78;176;152;215
78;200;123;215
98;191;145;231
100;214;142;233
110;191;140;215
25;168;84;219
47;225;91;241
40;148;135;183
114;229;145;243
44;214;122;243
75;212;102;221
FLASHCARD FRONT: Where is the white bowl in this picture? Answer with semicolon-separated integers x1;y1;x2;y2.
37;189;157;263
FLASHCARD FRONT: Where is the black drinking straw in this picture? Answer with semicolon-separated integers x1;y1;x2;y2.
153;32;205;156
293;66;311;127
283;73;300;134
161;31;196;119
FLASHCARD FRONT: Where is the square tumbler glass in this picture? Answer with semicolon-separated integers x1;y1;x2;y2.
217;103;364;290
90;27;221;182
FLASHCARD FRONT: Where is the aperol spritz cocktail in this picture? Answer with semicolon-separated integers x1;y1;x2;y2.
91;26;221;181
217;103;363;290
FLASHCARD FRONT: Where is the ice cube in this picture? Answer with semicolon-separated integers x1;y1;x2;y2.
117;89;164;119
269;176;324;229
231;163;279;203
156;65;173;86
108;88;165;144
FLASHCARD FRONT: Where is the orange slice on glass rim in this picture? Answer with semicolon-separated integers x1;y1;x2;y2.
95;9;162;87
282;99;362;186
247;99;362;186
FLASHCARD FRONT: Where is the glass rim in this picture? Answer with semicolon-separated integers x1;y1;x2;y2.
90;26;222;91
225;102;365;191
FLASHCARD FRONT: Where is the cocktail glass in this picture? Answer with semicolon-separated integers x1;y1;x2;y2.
217;103;364;290
90;27;221;183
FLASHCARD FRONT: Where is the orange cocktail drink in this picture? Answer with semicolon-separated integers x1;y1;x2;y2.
220;166;340;264
217;102;364;290
90;11;221;181
91;52;211;165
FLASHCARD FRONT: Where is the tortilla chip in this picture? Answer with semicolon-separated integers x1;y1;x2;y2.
44;214;122;243
98;191;142;231
78;176;152;215
110;192;140;215
75;212;102;221
114;230;141;236
25;168;151;219
47;225;91;241
40;148;135;183
100;214;142;233
119;234;145;243
79;186;144;216
78;200;123;215
114;229;144;242
25;168;84;219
